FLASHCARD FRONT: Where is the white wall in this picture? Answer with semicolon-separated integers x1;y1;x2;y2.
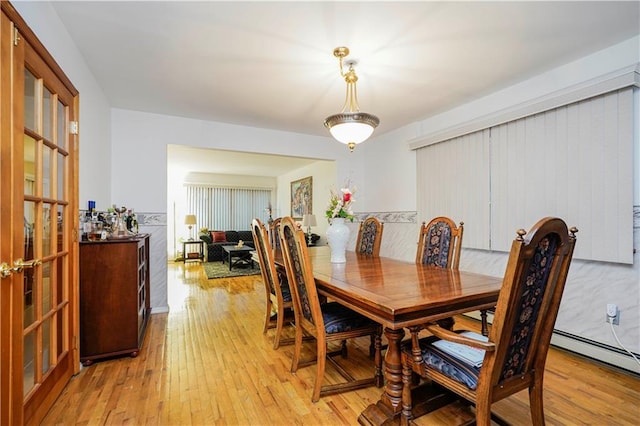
13;1;112;210
414;37;640;137
111;109;351;310
276;161;337;245
111;109;346;212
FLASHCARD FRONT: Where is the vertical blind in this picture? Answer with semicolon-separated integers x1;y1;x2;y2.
186;185;271;231
417;87;634;264
417;129;491;250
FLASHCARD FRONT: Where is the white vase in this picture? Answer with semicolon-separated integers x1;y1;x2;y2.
326;217;350;263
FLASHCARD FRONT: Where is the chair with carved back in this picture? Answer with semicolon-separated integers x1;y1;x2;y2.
251;218;294;349
278;216;383;402
415;216;465;331
356;217;384;256
416;216;463;269
401;217;578;425
269;217;282;250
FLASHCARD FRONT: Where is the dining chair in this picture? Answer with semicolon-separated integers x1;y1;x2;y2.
277;216;383;402
415;216;465;331
269;217;282;250
401;217;578;426
416;216;463;269
355;217;384;256
251;218;294;349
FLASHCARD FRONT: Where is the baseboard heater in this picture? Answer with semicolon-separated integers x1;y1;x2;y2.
463;311;640;375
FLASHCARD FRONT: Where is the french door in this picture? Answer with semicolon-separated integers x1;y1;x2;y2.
0;3;79;425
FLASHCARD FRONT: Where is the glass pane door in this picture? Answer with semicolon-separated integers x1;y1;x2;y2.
22;66;72;404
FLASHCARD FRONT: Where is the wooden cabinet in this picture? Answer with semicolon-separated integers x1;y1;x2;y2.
79;235;151;365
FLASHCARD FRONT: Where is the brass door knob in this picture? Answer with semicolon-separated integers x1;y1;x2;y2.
0;262;13;278
12;258;42;273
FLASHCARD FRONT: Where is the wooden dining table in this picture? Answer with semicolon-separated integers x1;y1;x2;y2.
276;246;503;425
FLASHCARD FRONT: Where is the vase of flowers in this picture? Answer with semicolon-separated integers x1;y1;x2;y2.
325;186;355;263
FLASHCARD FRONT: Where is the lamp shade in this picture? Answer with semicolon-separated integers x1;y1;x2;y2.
324;113;379;145
302;214;317;227
184;214;197;225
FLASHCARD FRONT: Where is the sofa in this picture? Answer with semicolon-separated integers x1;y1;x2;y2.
199;230;255;262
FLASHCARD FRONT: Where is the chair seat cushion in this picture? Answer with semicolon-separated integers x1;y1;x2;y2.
322;302;376;334
417;334;485;391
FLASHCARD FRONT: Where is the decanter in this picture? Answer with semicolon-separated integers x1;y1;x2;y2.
110;206;131;238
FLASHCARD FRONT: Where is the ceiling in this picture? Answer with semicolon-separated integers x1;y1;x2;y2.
49;2;639;176
51;1;639;139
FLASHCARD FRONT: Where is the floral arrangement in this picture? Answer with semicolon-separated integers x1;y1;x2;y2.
326;186;356;222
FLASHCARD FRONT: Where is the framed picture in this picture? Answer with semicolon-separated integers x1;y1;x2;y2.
290;176;312;219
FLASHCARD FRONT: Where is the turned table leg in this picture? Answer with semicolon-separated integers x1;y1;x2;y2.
358;327;406;425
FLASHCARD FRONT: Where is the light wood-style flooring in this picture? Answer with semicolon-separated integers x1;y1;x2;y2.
42;261;640;425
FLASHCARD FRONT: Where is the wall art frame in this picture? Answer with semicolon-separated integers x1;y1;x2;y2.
290;176;312;220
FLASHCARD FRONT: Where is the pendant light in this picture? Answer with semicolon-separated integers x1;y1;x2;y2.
324;47;379;152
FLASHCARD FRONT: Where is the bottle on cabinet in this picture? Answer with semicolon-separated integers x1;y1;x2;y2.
127;210;139;234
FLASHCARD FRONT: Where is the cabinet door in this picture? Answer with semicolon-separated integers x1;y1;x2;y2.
137;239;147;339
80;242;139;359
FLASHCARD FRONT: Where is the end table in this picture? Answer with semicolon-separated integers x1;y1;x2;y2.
182;240;204;262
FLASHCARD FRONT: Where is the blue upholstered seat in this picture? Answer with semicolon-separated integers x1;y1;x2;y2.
322;302;378;334
417;335;484;390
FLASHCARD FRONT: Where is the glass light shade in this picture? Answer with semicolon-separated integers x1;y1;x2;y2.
302;214;317;227
324;112;379;145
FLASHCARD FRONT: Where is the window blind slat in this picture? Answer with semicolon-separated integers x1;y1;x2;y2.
186;186;271;232
416;129;490;250
417;87;633;263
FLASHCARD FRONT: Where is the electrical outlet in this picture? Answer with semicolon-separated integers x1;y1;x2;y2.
606;303;620;325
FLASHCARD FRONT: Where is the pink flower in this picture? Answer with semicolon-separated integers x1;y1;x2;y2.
326;185;356;222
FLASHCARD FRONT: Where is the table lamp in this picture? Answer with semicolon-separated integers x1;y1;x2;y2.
302;214;317;246
184;214;197;241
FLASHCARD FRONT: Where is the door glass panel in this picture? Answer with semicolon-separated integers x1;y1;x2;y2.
43;86;52;140
42;318;51;374
42;260;52;313
43;203;52;257
57;100;66;151
57;205;64;252
56;310;64;359
24;201;36;326
24;135;36;196
43;145;52;199
23;332;36;397
24;201;36;258
18;26;77;424
56;257;64;306
24;69;36;132
57;152;65;200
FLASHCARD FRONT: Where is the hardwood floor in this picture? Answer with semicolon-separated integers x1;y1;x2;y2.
42;262;639;425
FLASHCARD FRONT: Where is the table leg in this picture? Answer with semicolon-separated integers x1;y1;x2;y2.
358;327;405;425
